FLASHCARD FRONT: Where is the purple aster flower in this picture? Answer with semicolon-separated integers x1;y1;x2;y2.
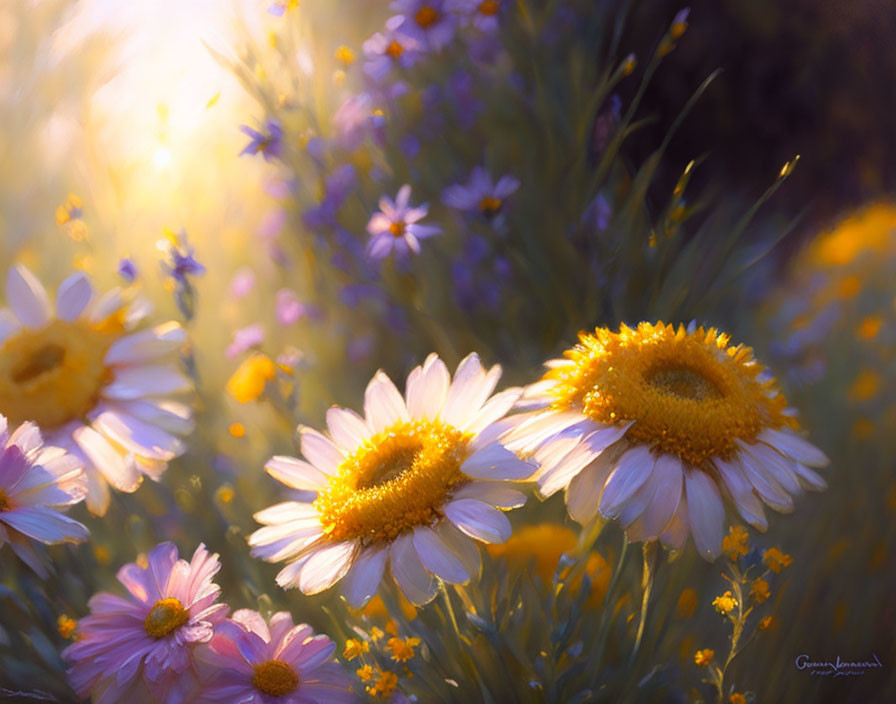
118;257;138;282
159;229;205;283
362;16;422;83
390;0;457;50
268;0;298;16
452;0;504;33
229;267;256;299
366;185;442;260
442;167;520;217
227;324;265;359
63;543;227;704
239;120;284;161
198;609;354;704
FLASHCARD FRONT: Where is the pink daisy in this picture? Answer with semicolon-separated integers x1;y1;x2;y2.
200;609;355;704
0;415;88;577
63;543;227;704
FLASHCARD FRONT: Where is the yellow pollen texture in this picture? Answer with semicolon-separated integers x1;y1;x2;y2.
143;598;190;639
479;196;502;214
252;660;300;697
313;420;471;546
0;488;10;512
415;5;439;28
0;318;121;429
385;41;404;59
545;322;796;467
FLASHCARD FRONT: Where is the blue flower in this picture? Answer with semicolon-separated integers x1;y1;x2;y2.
239;119;284;161
442;166;520;216
366;185;442;261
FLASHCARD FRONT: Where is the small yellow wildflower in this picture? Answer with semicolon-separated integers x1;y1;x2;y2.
226;354;277;403
228;422;246;438
758;615;774;631
856;315;883;340
57;615;77;639
694;648;714;666
334;45;355;65
93;545;111;565
848;369;881;402
385;619;400;637
387;636;420;663
713;591;737;615
722;525;750;561
367;669;399;698
729;694;747;704
216;485;235;504
370;626;385;641
750;578;770;604
343;638;370;661
357;664;375;682
764;547;793;573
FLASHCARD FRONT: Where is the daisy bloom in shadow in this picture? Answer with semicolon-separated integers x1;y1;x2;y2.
200;609;355;703
506;322;829;559
63;543;227;703
249;352;533;606
0;264;194;515
0;415;87;576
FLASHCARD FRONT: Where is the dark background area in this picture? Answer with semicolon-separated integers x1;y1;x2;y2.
620;0;896;246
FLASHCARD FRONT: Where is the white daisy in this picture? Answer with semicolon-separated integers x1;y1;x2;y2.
0;415;88;577
0;264;195;515
505;322;829;560
249;352;534;606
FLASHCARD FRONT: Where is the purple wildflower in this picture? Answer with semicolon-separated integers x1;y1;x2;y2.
118;257;138;282
226;324;265;359
362;16;422;82
366;185;442;260
228;267;256;299
442;167;520;216
390;0;457;50
239;120;284;161
275;288;309;326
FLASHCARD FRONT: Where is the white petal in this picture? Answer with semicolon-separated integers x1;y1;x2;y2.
293;541;357;594
452;481;526;509
405;353;450;420
91;410;183;461
412;526;469;583
6;264;51;328
794;462;828;491
104;323;186;365
101;365;191;400
72;425;140;492
299;427;344;475
435;521;481;581
627;454;683;540
114;399;194;435
713;457;767;531
565;447;620;524
443;498;512;544
342;546;388;607
266;456;329;490
738;441;801;497
460;443;534;480
390;532;437;605
684;469;725;560
87;288;126;323
55;273;94;322
363;371;409;432
441;353;493;425
501;409;587;455
254;501;318;525
83;466;111;516
757;428;829;468
538;425;631;497
325;407;372;451
1;506;88;544
461;388;522;435
250;523;323;563
659;495;689;550
599;445;655;518
736;450;794;513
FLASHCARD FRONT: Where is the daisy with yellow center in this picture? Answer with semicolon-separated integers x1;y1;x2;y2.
0;265;194;515
506;322;829;560
250;352;534;605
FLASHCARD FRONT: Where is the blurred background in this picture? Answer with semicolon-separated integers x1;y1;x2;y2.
1;0;894;702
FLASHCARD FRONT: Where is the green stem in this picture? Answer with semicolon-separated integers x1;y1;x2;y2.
629;540;659;668
593;534;629;667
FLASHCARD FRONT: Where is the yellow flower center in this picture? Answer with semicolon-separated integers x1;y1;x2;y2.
313;420;471;546
415;5;439;28
479;196;502;214
0;488;10;512
545;322;795;467
252;660;300;697
388;221;405;238
143;597;190;639
385;41;405;59
478;0;499;15
0;317;123;429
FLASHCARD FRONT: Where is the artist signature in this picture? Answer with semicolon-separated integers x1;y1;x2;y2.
795;653;883;677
